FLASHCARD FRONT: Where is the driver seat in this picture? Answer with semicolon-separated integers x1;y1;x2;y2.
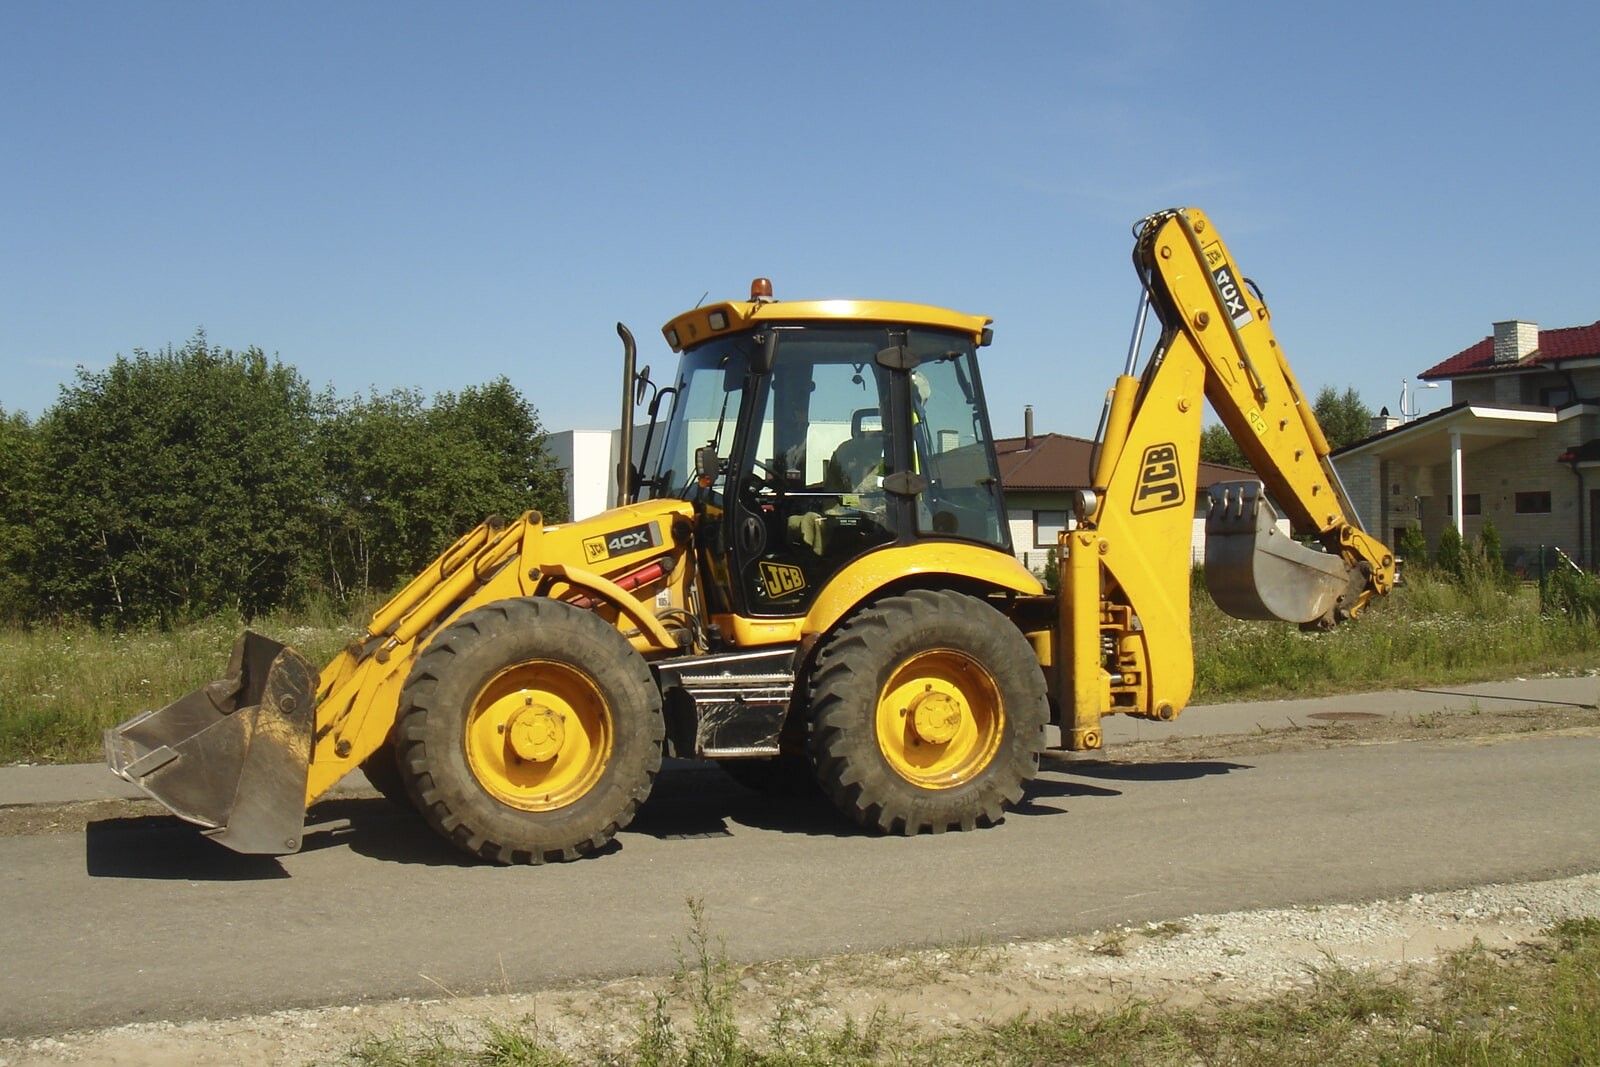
824;408;884;493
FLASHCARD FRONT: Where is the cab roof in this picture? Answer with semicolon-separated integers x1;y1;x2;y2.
662;288;992;354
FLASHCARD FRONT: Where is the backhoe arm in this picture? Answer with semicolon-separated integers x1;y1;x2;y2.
1057;207;1394;751
1134;207;1394;619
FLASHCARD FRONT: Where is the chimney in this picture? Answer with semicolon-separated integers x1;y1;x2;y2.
1370;406;1399;435
1492;320;1539;364
1024;405;1034;449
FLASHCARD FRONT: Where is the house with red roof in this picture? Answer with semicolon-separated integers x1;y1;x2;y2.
1332;319;1600;572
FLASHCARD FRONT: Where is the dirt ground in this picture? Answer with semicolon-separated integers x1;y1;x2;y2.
3;704;1598;1066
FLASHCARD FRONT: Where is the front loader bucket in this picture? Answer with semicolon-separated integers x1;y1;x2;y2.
104;632;318;855
1204;481;1361;626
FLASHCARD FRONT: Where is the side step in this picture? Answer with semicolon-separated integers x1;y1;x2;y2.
655;646;798;758
1204;481;1364;626
105;632;318;855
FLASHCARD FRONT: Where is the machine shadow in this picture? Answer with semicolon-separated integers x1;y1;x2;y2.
85;815;290;880
1057;758;1254;783
623;764;864;841
299;798;482;866
85;757;1111;877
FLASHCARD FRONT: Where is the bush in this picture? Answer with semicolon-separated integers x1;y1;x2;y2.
3;334;565;626
1396;524;1428;576
29;336;322;626
1472;519;1516;591
1435;524;1466;581
1541;565;1600;624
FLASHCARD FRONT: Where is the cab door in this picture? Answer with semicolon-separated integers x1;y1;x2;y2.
727;333;902;617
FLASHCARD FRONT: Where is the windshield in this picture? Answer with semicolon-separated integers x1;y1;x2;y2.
645;324;1010;553
647;335;757;500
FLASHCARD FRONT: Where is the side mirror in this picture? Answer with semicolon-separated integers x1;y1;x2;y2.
634;365;652;406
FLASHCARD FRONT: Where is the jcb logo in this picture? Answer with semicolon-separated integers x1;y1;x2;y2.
1131;443;1185;514
1204;243;1254;328
758;561;806;598
581;522;659;563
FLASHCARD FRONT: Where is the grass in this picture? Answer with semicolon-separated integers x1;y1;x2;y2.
328;905;1600;1067
2;570;1596;765
0;606;358;764
1191;568;1600;702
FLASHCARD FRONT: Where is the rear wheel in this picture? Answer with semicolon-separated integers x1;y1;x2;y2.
809;589;1046;834
395;597;663;864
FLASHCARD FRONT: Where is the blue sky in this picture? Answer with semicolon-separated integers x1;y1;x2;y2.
3;1;1595;440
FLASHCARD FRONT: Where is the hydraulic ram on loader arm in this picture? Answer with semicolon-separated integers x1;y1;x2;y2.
1056;207;1394;751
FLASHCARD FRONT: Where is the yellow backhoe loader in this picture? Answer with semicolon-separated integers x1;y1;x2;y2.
105;207;1394;863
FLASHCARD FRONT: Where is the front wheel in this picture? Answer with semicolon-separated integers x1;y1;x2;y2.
808;589;1047;835
395;597;663;864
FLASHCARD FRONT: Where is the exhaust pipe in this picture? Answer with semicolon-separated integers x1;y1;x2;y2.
104;632;318;855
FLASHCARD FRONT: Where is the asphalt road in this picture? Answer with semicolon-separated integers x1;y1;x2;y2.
3;726;1599;1038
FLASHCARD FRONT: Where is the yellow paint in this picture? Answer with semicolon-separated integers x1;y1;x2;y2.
873;648;1003;788
464;659;613;811
803;543;1042;640
663;296;991;353
304;499;695;804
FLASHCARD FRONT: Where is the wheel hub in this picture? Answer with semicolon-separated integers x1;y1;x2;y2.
907;687;963;745
505;700;565;763
466;659;615;812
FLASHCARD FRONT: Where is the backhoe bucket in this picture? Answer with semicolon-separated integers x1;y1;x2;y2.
104;631;318;855
1204;481;1360;626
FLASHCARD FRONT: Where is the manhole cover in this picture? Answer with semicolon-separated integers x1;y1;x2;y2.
1307;711;1385;722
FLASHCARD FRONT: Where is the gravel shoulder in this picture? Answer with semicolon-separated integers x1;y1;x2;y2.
4;871;1596;1067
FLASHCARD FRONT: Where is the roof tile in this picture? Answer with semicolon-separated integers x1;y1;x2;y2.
994;432;1248;490
1420;320;1600;379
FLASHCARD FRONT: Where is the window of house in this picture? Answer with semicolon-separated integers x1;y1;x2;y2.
1034;510;1067;548
1539;385;1573;408
1514;491;1551;514
1445;494;1481;516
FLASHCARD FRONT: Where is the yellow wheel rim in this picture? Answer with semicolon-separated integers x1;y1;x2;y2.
464;660;612;811
874;649;1003;789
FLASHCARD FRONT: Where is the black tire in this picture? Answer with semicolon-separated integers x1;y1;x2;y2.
808;589;1047;835
358;737;415;811
394;597;664;864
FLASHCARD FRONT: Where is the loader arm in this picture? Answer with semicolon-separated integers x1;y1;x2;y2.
1057;207;1394;750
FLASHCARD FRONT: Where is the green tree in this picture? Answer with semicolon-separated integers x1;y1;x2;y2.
0;407;43;622
31;333;321;625
313;377;565;598
1474;518;1514;590
1312;385;1373;450
1435;523;1466;581
1199;423;1248;468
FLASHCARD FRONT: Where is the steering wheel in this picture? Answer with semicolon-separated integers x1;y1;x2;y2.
742;458;785;500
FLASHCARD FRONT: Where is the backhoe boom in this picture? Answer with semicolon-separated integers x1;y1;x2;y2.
1058;207;1394;750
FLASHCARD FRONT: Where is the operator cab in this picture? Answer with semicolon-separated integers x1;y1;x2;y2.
644;281;1012;619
